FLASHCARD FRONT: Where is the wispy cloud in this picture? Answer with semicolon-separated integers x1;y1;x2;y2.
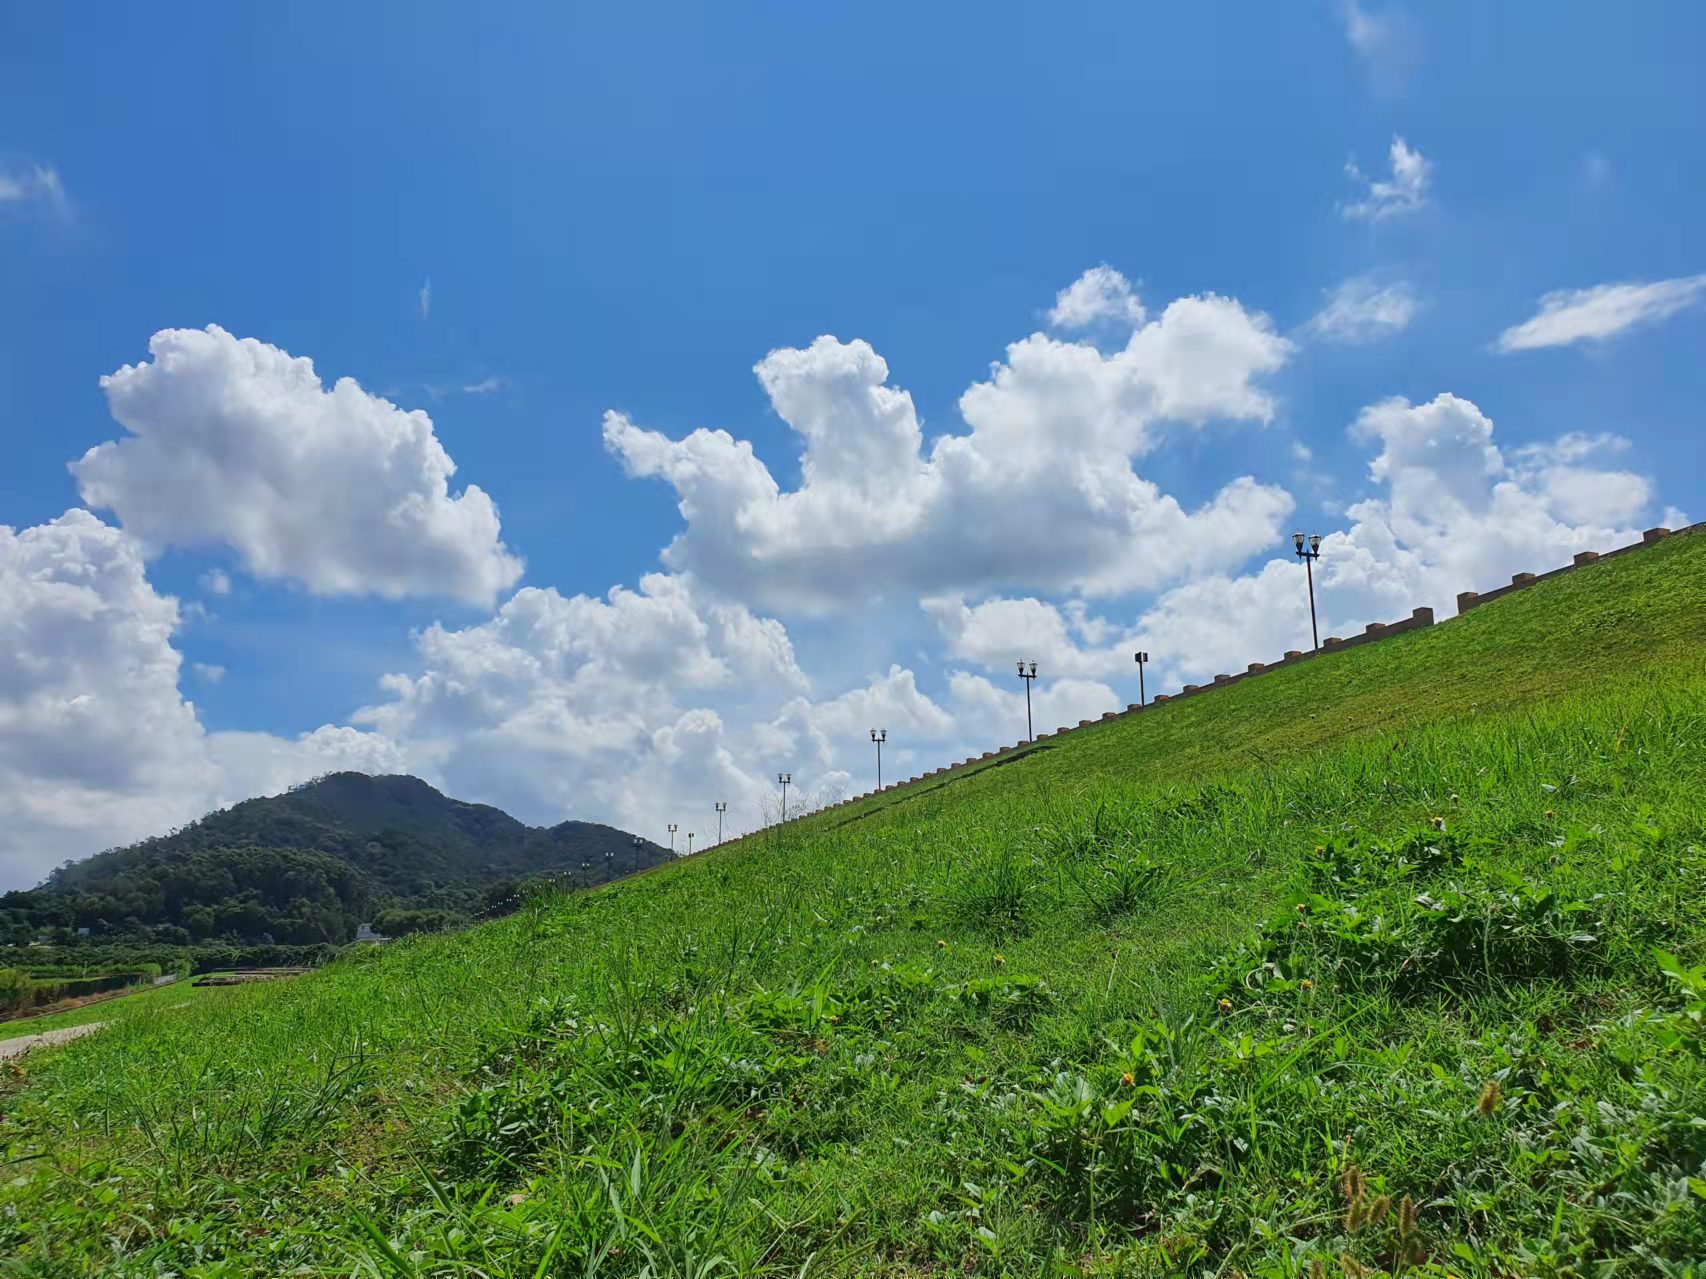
1496;274;1706;352
461;376;507;396
0;162;67;217
191;662;226;684
1341;136;1431;221
1304;275;1420;344
1341;2;1420;95
418;278;432;319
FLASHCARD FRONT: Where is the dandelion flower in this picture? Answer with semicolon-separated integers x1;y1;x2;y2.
1300;978;1314;990
936;939;947;949
1120;1071;1135;1087
1430;816;1446;832
992;954;1005;967
1217;997;1233;1012
1544;808;1556;820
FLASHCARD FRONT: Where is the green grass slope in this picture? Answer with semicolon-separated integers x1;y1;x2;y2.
3;535;1705;1278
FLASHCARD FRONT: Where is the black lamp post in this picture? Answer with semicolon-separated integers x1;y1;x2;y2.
579;859;589;888
1292;531;1323;652
777;772;791;824
870;728;886;790
667;823;677;855
631;834;642;874
686;831;694;856
714;801;727;845
1134;650;1149;706
1016;661;1038;741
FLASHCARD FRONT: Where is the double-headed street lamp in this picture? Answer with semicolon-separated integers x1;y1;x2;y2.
1133;650;1149;707
870;728;886;790
1016;661;1039;742
667;823;678;854
1293;531;1323;652
687;831;695;856
777;772;792;824
714;801;727;845
631;834;642;874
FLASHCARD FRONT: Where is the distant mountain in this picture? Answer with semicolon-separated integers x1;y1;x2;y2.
0;774;670;947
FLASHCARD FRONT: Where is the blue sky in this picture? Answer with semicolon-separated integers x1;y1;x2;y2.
3;2;1703;887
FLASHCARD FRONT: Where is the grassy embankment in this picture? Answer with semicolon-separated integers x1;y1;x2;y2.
0;976;227;1040
2;534;1704;1277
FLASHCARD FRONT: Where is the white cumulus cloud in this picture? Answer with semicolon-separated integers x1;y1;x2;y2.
0;512;401;888
1047;265;1147;329
72;325;523;605
1495;275;1706;351
605;280;1294;612
925;394;1661;693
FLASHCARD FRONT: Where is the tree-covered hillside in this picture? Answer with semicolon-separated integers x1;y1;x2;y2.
0;773;668;946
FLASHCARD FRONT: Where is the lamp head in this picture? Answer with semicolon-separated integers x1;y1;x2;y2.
1029;661;1038;677
1292;531;1304;551
1310;533;1321;552
1135;650;1148;663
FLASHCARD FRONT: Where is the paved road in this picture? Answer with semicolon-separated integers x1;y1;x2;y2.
0;1022;105;1061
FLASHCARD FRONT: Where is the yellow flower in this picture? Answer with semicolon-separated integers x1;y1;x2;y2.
1300;978;1314;990
1217;997;1233;1012
1120;1071;1135;1087
936;939;947;948
1430;816;1446;831
992;954;1005;966
1544;808;1556;820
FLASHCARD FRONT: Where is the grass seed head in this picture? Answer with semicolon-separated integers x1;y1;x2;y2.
1477;1079;1502;1115
1339;1163;1365;1204
1397;1194;1419;1239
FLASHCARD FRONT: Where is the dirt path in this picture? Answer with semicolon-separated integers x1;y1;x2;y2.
0;1021;105;1061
